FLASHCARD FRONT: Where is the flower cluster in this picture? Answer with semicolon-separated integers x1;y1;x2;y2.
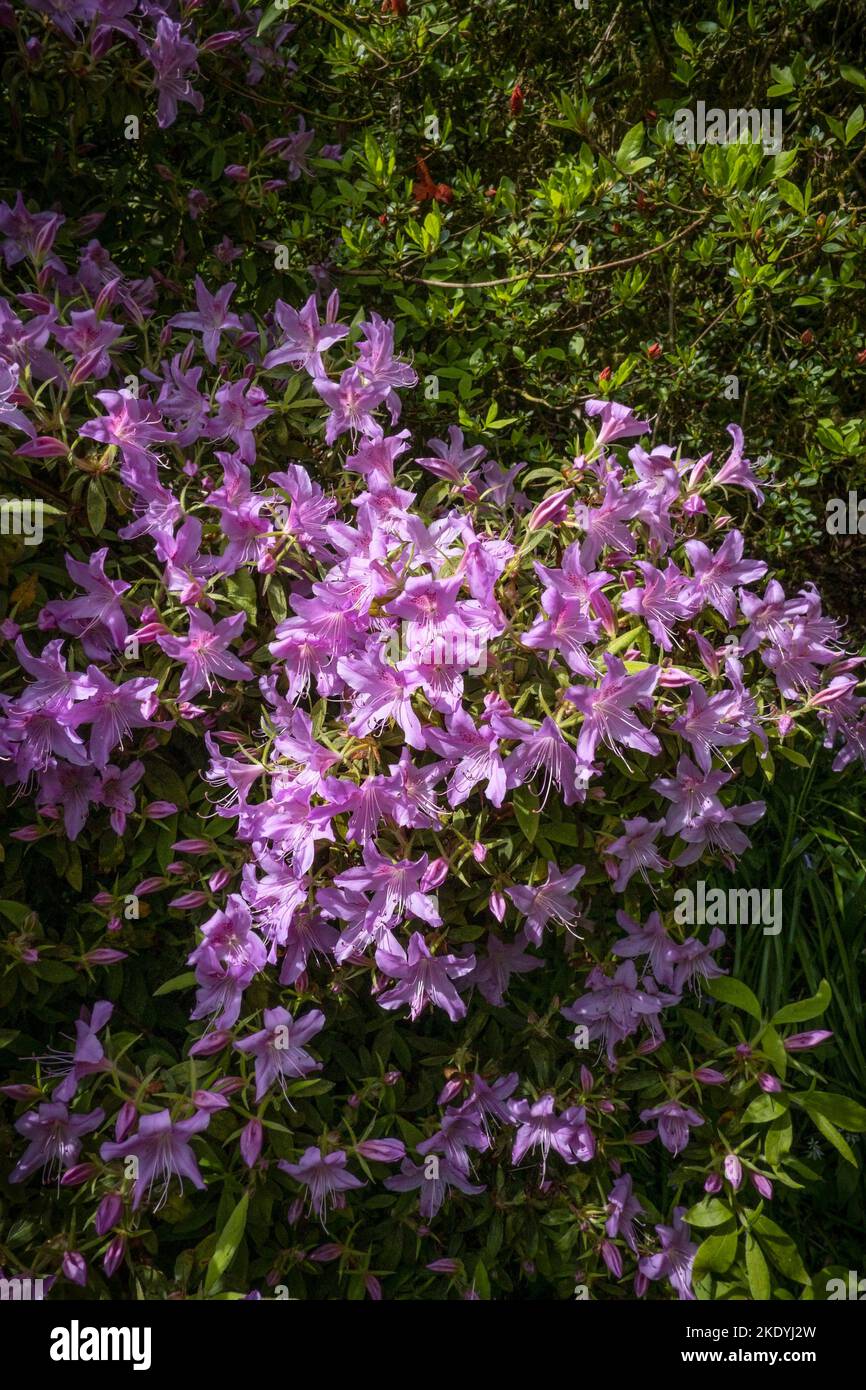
0;191;856;1300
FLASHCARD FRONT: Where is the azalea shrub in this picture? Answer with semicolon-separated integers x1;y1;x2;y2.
1;178;865;1302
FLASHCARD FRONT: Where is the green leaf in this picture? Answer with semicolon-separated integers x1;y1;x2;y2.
615;122;653;175
154;971;196;997
512;788;539;845
760;1024;788;1079
745;1233;771;1299
752;1216;809;1284
744;1092;788;1124
777;179;804;214
0;900;33;928
694;1228;738;1276
685;1197;734;1228
797;1090;866;1132
840;65;866;91
771;979;831;1025
706;976;763;1022
204;1192;248;1295
472;1258;491;1300
805;1111;858;1167
86;477;107;536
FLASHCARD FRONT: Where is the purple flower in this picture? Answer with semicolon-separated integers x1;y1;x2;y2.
100;1108;211;1209
584;397;650;446
508;1093;595;1178
565;655;661;763
147;17;204;130
54;309;123;379
606;816;667;891
639;1207;697;1300
562;961;676;1064
415;425;487;489
263;291;348;378
234;1007;325;1102
40;547;130;661
639;1101;704;1155
606;1173;643;1251
66;668;160;767
278;1147;364;1219
506;861;586;945
664;928;727;993
464;934;542;1007
9;1102;104;1184
683;530;767;625
44;1000;113;1104
375;931;475;1022
384;1156;485;1219
157;609;253;701
712;424;765;503
168;276;242;364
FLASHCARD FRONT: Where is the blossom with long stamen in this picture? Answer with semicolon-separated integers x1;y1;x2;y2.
506;861;586;945
565;654;661;763
100;1109;211;1210
9;1102;105;1185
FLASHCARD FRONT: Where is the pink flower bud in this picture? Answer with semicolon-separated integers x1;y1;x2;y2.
426;1259;461;1274
694;1067;727;1085
144;801;178;819
95;1193;123;1236
103;1237;125;1278
189;1031;232;1058
724;1154;743;1189
437;1078;464;1105
84;948;127;965
208;867;232;892
600;1240;622;1278
211;1076;244;1096
116;1102;137;1142
168;891;209;909
133;877;166;895
750;1173;773;1201
365;1274;383;1300
419;857;449;892
757;1073;782;1093
489;889;507;923
62;1251;88;1286
783;1030;833;1051
60;1163;97;1187
240;1118;263;1168
527;487;573;532
172;839;212;854
192;1090;230;1112
356;1139;405;1163
310;1244;342;1263
0;1083;41;1101
704;1173;723;1194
